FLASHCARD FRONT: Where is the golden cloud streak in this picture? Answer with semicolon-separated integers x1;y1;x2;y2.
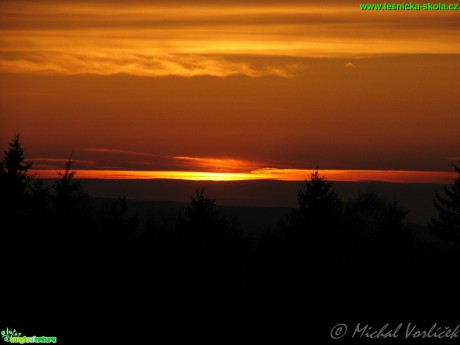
1;3;459;77
173;156;264;172
30;168;457;184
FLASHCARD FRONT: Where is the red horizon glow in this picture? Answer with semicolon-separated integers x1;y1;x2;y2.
30;168;457;184
1;1;459;179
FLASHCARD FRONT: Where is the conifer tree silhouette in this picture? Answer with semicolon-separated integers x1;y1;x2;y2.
0;134;33;242
52;151;91;246
0;134;32;214
430;162;460;246
172;187;243;300
288;169;342;231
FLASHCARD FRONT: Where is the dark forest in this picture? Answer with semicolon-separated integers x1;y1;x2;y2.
1;135;459;344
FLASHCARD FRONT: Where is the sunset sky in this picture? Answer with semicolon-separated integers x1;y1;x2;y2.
1;0;459;182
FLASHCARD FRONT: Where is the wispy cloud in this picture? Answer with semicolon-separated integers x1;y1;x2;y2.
32;149;267;172
29;157;98;169
173;156;264;172
80;148;159;158
344;62;356;69
1;2;459;77
0;52;298;77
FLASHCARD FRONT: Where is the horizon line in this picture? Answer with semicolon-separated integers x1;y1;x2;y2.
29;168;457;184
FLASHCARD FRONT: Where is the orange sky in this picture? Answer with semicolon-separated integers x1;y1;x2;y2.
1;0;459;182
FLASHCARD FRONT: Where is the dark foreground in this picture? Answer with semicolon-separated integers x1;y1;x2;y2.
2;187;460;345
2;138;460;343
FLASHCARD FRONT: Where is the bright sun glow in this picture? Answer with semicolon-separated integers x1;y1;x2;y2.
30;168;457;184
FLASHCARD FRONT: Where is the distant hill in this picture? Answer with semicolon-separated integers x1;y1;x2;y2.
92;198;290;237
77;178;446;225
91;196;438;244
41;177;448;238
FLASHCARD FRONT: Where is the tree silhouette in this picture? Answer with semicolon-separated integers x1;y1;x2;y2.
288;169;342;231
180;187;230;232
261;171;343;310
341;191;415;316
0;134;34;243
95;196;139;255
28;178;53;239
175;188;239;260
172;187;246;302
54;153;89;213
430;162;460;246
0;134;32;214
345;191;407;235
52;153;91;247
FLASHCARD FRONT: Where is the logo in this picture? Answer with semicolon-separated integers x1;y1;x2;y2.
1;328;57;344
329;322;459;341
